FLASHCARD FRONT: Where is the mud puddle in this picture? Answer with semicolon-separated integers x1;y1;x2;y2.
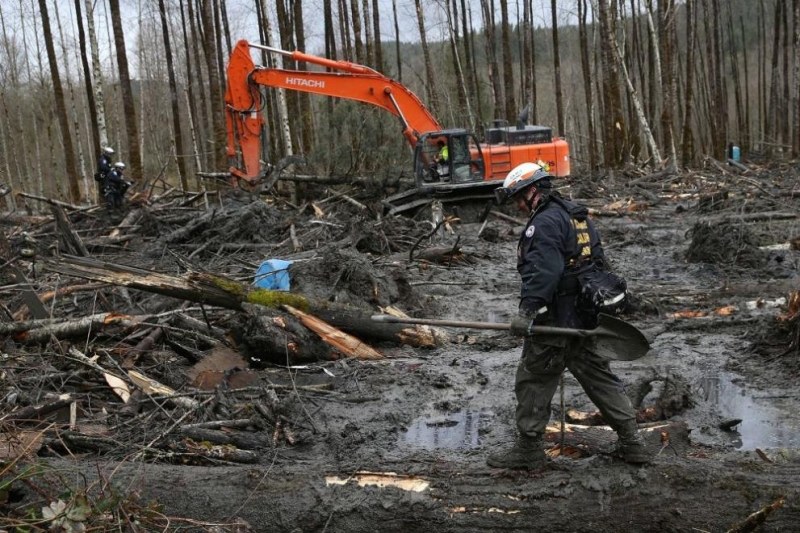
402;408;490;450
699;372;800;450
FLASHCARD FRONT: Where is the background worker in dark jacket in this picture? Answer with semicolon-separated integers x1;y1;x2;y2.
488;162;649;469
104;162;129;210
96;146;114;180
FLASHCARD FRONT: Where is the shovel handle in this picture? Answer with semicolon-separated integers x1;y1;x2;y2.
370;314;592;337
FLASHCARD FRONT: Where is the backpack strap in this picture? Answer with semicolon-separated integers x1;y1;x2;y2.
549;195;593;269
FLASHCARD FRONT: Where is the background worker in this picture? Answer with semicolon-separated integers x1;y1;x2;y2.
488;162;649;469
104;162;130;210
96;146;114;181
433;139;449;180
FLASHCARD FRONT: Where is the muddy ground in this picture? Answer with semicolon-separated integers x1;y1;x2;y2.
1;161;800;532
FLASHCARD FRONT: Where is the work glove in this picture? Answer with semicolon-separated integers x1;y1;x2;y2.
509;315;535;337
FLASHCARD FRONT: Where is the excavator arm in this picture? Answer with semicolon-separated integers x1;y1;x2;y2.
225;40;442;182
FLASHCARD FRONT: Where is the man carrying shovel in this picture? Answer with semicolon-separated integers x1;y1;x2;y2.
488;162;650;468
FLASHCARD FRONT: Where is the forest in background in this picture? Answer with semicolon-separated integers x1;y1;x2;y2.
0;0;798;207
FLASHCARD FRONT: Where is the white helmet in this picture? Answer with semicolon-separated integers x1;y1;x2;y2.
113;162;126;170
494;162;551;204
103;146;115;155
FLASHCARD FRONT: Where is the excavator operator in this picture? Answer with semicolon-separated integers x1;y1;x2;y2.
429;139;449;181
487;162;650;469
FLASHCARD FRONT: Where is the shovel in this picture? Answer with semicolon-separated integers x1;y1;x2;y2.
370;313;650;361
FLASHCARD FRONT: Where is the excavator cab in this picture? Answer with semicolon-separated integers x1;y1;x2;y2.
414;131;485;187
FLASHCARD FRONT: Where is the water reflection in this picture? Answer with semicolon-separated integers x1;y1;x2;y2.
403;409;482;450
698;373;800;450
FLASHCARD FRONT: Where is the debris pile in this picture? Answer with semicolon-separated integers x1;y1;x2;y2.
685;220;765;267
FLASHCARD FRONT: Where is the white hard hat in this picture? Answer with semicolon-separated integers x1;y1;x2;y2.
113;161;126;170
103;146;115;155
494;162;551;204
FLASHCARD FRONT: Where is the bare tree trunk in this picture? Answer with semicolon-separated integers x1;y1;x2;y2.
726;8;745;155
521;0;531;119
23;0;47;197
108;0;143;180
793;0;800;157
604;0;661;166
212;1;226;102
73;0;99;154
351;0;365;64
680;0;696;167
271;6;293;161
578;0;598;171
550;0;564;136
294;0;314;154
55;0;89;198
414;0;439;113
658;0;677;170
199;0;227;171
339;0;354;62
187;0;210;171
0;4;22;203
644;0;662;136
180;0;201;180
597;0;626;167
158;0;189;190
758;0;766;148
276;0;301;161
501;0;516;121
780;1;791;147
711;0;726;158
445;1;473;129
219;0;232;58
392;0;401;80
362;0;373;66
465;0;483;122
739;15;751;154
371;0;384;72
37;0;81;202
480;0;502;119
255;0;282;159
324;0;337;61
767;0;782;152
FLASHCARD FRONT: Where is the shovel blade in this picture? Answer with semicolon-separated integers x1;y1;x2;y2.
584;314;651;361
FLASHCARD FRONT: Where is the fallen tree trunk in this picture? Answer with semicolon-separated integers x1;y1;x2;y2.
5;312;141;343
44;255;445;349
45;255;246;310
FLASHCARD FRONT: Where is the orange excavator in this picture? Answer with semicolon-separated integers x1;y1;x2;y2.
225;40;570;216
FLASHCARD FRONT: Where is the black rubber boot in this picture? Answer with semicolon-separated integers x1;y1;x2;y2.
486;435;547;469
615;422;651;464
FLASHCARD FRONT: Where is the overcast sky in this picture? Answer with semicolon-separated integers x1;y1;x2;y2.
1;0;577;79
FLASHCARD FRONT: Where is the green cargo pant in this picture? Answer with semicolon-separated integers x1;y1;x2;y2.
515;338;636;437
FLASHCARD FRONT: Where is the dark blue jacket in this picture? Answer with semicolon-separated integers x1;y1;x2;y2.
517;194;605;327
105;169;125;191
98;154;112;176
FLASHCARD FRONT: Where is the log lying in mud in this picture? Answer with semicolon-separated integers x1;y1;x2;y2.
45;255;246;310
1;312;142;343
43;255;444;349
284;305;383;360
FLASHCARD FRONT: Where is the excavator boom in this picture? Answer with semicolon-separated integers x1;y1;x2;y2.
225;39;441;182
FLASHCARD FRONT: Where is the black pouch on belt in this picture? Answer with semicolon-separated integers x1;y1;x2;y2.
577;265;628;315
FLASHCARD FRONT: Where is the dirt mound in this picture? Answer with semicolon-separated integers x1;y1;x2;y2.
290;246;427;311
751;292;800;375
685;220;766;267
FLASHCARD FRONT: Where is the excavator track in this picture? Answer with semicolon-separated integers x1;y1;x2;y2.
382;181;503;221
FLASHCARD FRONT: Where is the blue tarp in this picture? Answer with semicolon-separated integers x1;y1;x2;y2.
254;259;293;291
